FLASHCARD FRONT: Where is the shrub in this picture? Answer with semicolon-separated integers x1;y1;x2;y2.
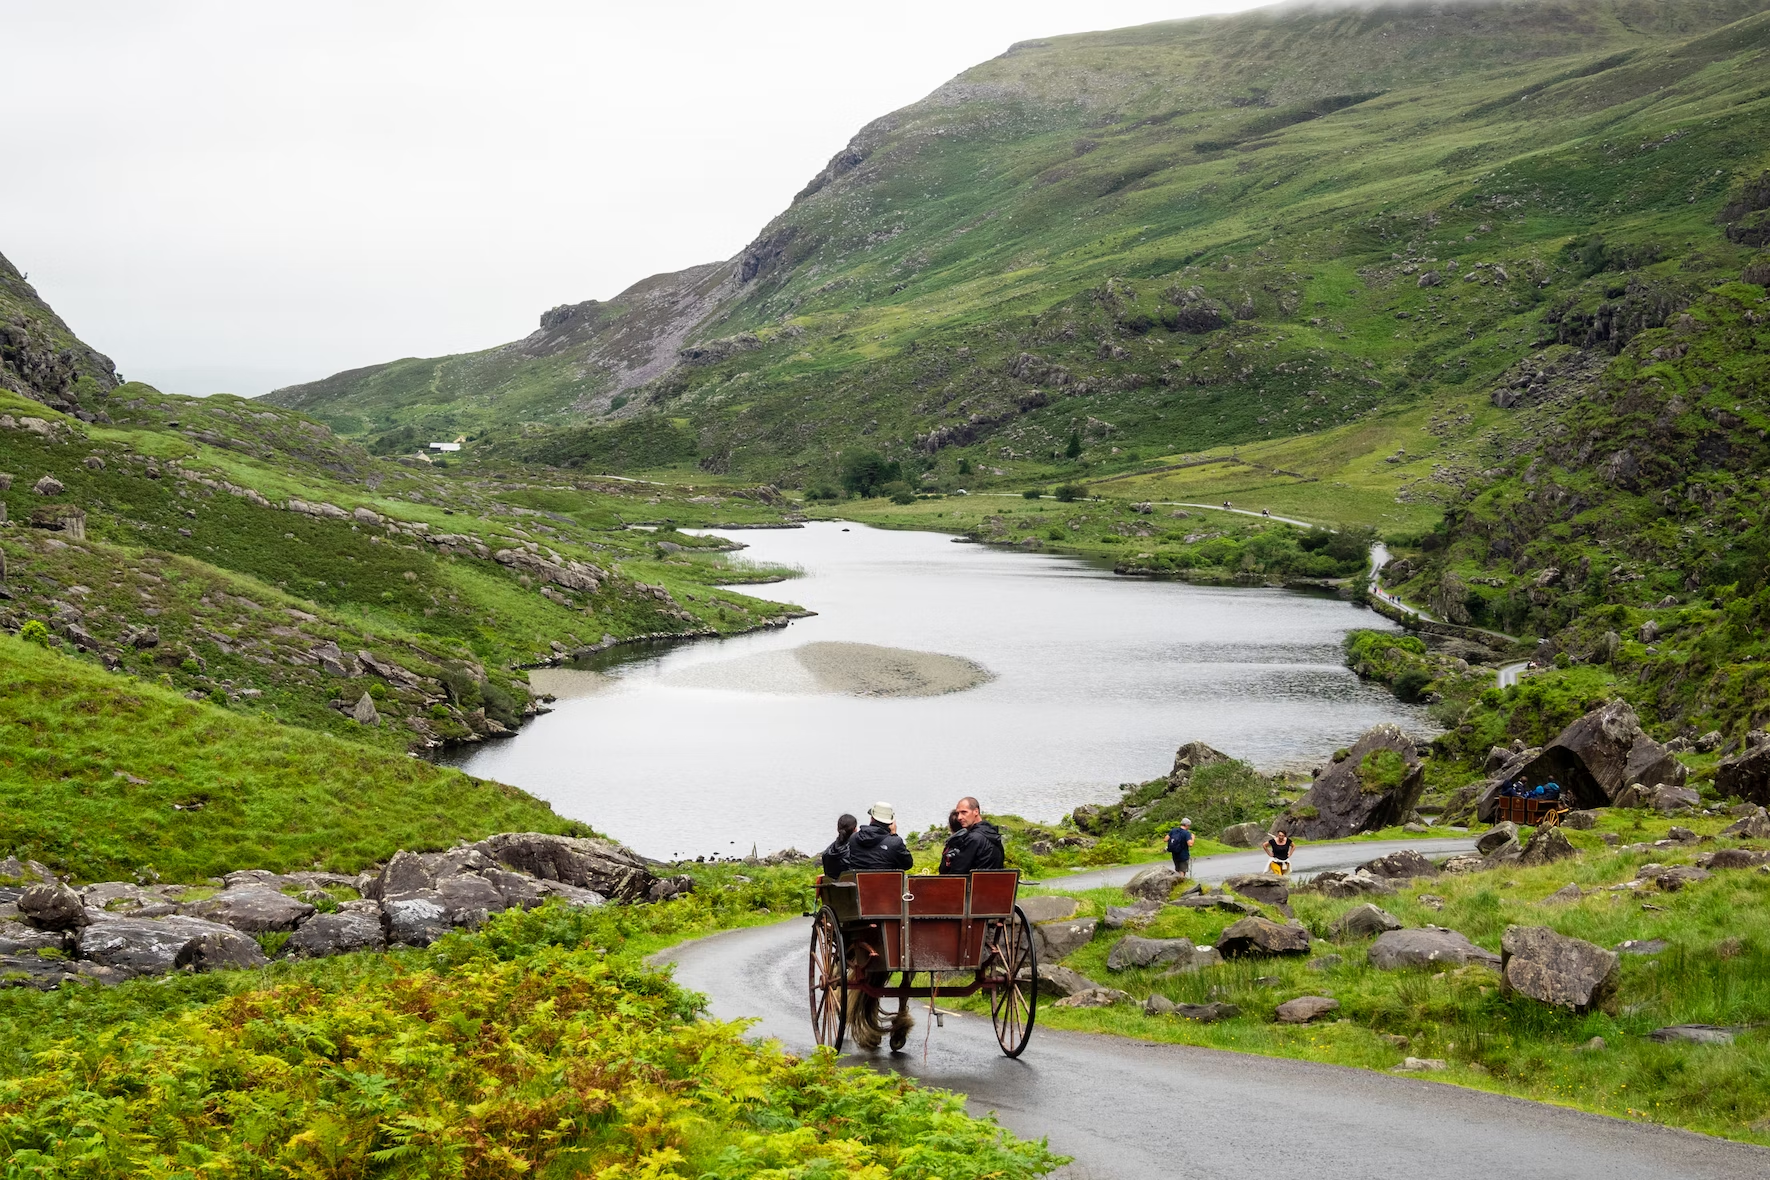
16;621;49;647
1392;668;1433;702
1023;488;1044;499
1054;484;1083;502
1358;749;1409;795
957;458;973;475
840;449;903;497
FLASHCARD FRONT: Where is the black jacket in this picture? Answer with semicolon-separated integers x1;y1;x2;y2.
820;836;852;879
847;820;913;871
940;820;1005;875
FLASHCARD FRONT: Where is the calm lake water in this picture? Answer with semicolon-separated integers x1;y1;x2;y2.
448;521;1429;860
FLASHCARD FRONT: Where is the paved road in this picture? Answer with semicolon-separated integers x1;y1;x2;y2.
1035;836;1477;891
663;841;1769;1180
1498;660;1530;689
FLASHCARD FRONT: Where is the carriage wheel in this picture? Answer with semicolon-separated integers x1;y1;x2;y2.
987;905;1037;1058
808;908;848;1051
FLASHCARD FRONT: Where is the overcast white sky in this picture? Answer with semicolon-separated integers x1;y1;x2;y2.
3;1;1267;396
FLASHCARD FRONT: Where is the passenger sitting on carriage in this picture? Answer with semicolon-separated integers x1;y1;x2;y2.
941;796;1005;874
848;803;914;870
820;813;858;879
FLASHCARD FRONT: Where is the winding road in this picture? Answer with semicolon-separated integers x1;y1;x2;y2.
662;840;1769;1179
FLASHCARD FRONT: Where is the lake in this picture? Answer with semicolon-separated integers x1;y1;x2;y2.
447;520;1430;860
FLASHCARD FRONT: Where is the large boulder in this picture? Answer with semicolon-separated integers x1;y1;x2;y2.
79;915;263;977
177;928;271;972
1217;916;1310;958
1697;848;1770;870
1368;927;1500;970
182;888;315;933
1029;964;1102;998
1477;701;1684;820
1169;740;1229;784
474;832;656;901
18;880;88;931
1275;996;1339;1023
1716;746;1770;807
1308;869;1396;898
1223;874;1289;907
434;873;508;927
1476;822;1520;855
1280;724;1424;839
383;894;453;946
1103;900;1163;929
0;919;75;958
1500;925;1619;1013
1720;808;1770;839
1331;904;1403;939
1647;784;1701;812
1162;945;1225;974
1219;822;1268;848
1016;895;1082;924
0;953;81;990
1358;849;1435;879
1031;916;1098;963
1123;866;1183;902
1517;828;1578;867
285;911;388;958
1107;936;1196;971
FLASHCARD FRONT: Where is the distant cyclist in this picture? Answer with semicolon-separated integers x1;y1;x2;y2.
1263;828;1295;876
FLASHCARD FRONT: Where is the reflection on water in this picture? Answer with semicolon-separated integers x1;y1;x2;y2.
447;521;1431;860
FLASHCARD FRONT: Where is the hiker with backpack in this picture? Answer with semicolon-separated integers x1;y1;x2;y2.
1166;817;1195;877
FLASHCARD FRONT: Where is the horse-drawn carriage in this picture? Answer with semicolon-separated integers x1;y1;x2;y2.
809;869;1038;1057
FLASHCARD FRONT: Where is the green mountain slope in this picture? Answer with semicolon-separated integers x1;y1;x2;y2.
269;0;1770;494
1;251;118;417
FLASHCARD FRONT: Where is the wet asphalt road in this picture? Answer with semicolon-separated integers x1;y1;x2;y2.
661;841;1769;1180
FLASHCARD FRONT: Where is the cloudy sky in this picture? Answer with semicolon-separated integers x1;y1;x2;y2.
4;1;1266;396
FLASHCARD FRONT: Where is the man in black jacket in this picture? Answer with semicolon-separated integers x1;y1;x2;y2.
940;796;1005;874
847;803;914;871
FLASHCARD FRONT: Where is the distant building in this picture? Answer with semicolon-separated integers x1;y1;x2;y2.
428;442;461;452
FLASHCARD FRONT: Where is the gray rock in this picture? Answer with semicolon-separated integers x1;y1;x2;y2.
0;919;74;956
1542;883;1583;904
1215;896;1262;915
383;894;453;946
1368;927;1500;970
1359;849;1436;879
176;928;269;972
1393;1057;1449;1071
1145;992;1180;1015
1219;821;1268;848
1107;936;1196;971
1562;809;1602;830
1173;1001;1240;1022
1029;963;1102;998
1103;900;1162;929
536;881;607;909
1172;891;1222;909
1652;865;1710;892
1476;822;1520;855
483;867;546;910
182;888;315;933
371;849;436;900
1518;827;1578;867
1016;895;1082;924
1223;874;1289;907
0;953;80;990
1716;746;1770;807
1217;916;1310;958
1309;954;1344;971
1163;945;1224;974
1170;740;1229;783
1309;869;1396;898
1719;808;1770;839
1615;939;1667;955
1649;784;1701;812
1032;916;1099;962
1275;995;1339;1023
222;869;289;891
1052;987;1132;1008
79;914;254;976
1123;866;1183;902
349;692;380;726
1500;925;1619;1013
1280;724;1425;839
475;832;656;901
434;873;507;927
1696;848;1770;870
285;911;387;958
18;880;88;930
1480;837;1524;869
647;874;695;902
1647;1024;1737;1045
1331;903;1402;938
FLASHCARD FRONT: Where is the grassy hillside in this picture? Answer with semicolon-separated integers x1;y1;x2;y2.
0;251;117;418
0;633;578;882
269;0;1770;501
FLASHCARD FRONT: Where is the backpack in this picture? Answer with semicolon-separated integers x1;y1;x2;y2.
1166;827;1190;854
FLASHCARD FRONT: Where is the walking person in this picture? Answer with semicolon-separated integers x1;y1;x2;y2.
821;813;858;878
940;796;1004;874
1166;817;1195;877
847;803;913;871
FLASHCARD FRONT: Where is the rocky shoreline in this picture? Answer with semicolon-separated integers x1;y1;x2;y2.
0;832;691;991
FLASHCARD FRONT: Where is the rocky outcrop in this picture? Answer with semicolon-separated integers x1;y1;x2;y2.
1721;808;1770;839
1123;866;1183;902
1717;747;1770;807
1367;927;1500;970
1280;725;1425;839
1106;936;1196;971
1223;874;1289;908
1358;849;1435;879
1331;904;1403;939
1517;828;1578;867
1476;701;1685;821
1217;916;1311;957
1029;963;1102;998
1500;925;1619;1013
1306;869;1396;898
1169;740;1228;784
1275;996;1339;1023
473;832;655;902
183;887;316;932
1016;895;1082;924
18;880;88;930
80;915;267;978
1031;916;1098;963
1219;821;1268;847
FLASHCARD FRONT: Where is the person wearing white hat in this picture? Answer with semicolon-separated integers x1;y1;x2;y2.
847;801;913;870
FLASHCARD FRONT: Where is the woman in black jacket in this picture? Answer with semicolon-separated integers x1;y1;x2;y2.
821;814;858;878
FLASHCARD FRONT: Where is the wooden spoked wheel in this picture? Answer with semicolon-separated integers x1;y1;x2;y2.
987;905;1037;1057
808;907;848;1051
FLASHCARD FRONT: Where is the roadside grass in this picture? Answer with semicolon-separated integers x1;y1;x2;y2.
0;633;577;883
1008;817;1770;1145
0;881;1062;1179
